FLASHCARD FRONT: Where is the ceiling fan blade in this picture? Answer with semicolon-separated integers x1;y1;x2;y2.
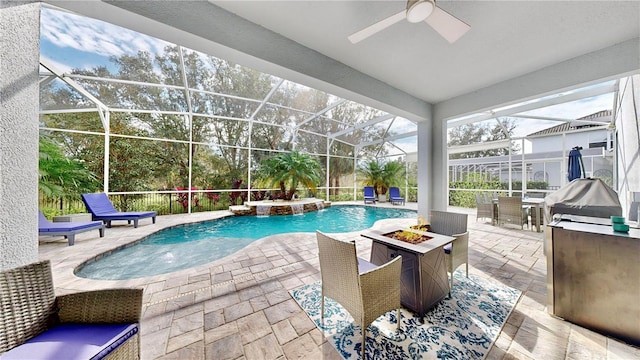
348;10;407;44
425;6;470;43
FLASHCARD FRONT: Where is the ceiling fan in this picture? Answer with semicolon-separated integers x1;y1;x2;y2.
348;0;470;44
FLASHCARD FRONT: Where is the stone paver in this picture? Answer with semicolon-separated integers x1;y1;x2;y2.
38;203;640;359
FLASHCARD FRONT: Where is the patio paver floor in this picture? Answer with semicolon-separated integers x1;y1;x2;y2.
37;203;640;359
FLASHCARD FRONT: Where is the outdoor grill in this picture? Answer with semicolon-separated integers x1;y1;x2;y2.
544;178;639;346
543;177;622;223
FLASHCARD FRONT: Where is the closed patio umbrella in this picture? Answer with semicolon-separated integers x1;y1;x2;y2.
567;146;585;182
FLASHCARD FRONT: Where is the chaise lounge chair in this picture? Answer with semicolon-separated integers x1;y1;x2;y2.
81;193;157;228
389;187;405;205
363;186;377;204
38;211;104;246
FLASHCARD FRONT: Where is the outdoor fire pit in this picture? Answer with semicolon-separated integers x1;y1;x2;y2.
383;229;433;245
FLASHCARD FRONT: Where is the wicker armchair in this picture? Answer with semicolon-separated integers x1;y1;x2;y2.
498;196;529;229
429;210;469;289
316;231;402;359
0;260;142;359
475;193;494;223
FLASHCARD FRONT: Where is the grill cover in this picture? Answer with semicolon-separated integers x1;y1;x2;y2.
544;178;622;223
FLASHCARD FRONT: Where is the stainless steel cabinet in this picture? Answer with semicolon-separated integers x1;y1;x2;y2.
546;216;640;346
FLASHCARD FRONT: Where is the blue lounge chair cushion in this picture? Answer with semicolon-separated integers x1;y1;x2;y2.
38;221;103;232
363;186;377;203
92;212;157;220
38;211;104;246
1;323;138;360
81;193;157;228
389;187;405;205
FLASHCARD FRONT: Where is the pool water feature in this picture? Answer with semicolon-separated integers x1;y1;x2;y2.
290;203;304;215
256;205;270;216
76;205;416;280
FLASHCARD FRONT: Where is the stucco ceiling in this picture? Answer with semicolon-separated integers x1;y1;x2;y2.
210;1;639;104
50;1;640;120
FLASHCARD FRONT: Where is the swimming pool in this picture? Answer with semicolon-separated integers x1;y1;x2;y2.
76;205;416;280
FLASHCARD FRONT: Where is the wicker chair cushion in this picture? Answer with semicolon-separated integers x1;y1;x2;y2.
443;243;452;254
357;257;377;273
1;323;138;360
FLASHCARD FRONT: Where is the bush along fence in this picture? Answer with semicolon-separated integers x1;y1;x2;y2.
449;181;550;208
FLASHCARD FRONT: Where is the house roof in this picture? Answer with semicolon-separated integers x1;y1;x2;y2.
527;110;612;137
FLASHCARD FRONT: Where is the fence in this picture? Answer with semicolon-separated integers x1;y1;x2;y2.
40;191;234;217
40;185;419;217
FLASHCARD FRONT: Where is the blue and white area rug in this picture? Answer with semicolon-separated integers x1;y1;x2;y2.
290;271;521;360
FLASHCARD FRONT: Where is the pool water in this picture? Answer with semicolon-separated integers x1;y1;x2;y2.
76;205;416;280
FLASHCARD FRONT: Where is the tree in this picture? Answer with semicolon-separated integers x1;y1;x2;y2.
39;135;99;198
448;118;520;159
255;151;322;200
40;43;391;198
358;160;405;197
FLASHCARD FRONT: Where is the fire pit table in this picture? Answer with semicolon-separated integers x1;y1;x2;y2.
361;227;454;318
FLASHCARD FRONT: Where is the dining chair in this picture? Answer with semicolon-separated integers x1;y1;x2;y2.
475;193;493;222
316;231;402;359
497;196;529;229
429;211;469;289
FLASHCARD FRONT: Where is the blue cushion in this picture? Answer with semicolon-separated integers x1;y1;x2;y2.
82;193;119;215
443;243;452;254
39;221;103;232
1;323;138;360
94;211;156;220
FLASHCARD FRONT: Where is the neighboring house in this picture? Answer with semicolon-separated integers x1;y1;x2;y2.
528;110;613;153
448;110;615;193
527;110;614;188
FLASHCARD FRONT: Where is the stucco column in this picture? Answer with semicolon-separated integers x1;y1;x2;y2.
416;109;433;219
0;2;40;270
430;112;448;211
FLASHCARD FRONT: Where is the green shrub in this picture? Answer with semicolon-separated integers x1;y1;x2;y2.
330;193;356;202
40;207;60;219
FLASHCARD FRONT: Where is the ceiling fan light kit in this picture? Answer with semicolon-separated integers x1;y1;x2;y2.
406;0;435;23
348;0;469;44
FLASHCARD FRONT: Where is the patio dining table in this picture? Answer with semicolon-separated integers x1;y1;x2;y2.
492;197;546;232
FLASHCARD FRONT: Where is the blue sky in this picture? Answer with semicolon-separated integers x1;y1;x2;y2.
40;7;169;73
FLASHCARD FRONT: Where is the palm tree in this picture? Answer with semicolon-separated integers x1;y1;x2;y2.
39;136;98;198
256;151;323;200
359;160;405;198
379;161;405;196
359;160;385;196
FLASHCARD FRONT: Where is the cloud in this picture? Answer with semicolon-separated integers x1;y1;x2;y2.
520;93;614;120
40;55;73;74
41;7;170;58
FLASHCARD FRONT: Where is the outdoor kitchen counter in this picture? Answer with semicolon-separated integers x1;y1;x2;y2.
545;215;640;346
548;214;640;237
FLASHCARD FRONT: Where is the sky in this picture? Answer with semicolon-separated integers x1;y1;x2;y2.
40;7;169;73
40;7;615;156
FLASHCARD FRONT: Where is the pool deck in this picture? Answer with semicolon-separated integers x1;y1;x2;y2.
38;202;640;359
